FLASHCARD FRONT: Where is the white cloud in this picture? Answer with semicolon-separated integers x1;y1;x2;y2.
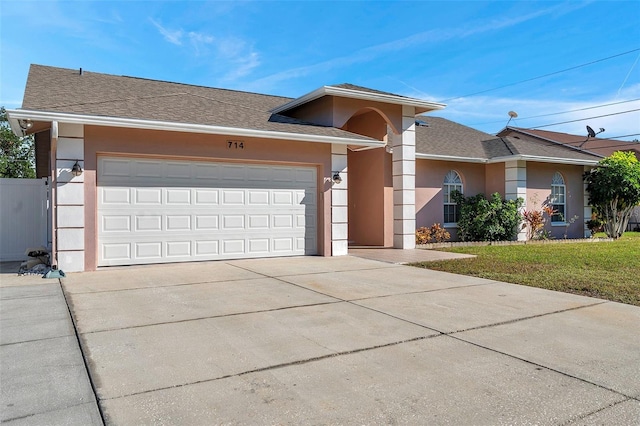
148;19;260;81
226;51;260;80
149;18;184;46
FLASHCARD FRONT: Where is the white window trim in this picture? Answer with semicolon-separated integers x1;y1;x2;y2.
550;172;566;224
443;170;463;226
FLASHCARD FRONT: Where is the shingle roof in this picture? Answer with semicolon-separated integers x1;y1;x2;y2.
415;117;601;163
21;64;374;141
329;83;411;98
415;117;492;158
499;127;640;158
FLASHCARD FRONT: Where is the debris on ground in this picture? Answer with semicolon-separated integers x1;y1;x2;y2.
18;246;52;276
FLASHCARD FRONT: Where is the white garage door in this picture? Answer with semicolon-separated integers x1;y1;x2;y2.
97;157;317;266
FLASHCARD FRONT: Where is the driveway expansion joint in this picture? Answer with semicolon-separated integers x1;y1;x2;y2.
447;300;609;335
64;275;268;295
101;332;444;402
557;397;637;426
80;300;344;335
59;279;107;425
449;332;636;402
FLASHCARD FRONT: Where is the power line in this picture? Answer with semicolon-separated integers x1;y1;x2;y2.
470;98;640;126
437;48;640;103
606;133;640;139
532;108;640;129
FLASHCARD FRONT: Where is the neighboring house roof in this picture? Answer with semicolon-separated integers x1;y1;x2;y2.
498;127;640;159
415;117;601;165
17;64;377;144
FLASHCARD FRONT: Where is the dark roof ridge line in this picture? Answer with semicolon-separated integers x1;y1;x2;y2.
505;126;604;158
509;126;636;144
500;137;517;155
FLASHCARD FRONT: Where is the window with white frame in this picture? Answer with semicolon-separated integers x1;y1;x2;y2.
443;170;463;224
551;172;566;223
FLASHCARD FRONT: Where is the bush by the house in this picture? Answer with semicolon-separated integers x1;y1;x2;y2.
584;151;640;239
452;191;523;242
415;223;451;244
522;205;555;240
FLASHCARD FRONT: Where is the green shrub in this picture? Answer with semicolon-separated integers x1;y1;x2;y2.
451;191;523;242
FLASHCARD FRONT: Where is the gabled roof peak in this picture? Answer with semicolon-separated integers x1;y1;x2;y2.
271;83;445;115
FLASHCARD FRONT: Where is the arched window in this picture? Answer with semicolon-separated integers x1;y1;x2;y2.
443;170;463;224
551;172;566;223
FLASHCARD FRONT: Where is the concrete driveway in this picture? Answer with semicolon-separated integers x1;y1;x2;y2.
57;256;640;425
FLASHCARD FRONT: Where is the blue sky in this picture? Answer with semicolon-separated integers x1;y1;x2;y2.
1;1;639;140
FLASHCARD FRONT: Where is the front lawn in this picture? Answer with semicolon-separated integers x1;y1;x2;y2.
410;232;640;306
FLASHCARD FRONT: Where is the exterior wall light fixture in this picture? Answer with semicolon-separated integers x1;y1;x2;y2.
71;161;83;177
18;119;33;133
332;172;342;185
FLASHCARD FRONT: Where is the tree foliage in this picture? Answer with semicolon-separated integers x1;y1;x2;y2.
0;107;35;178
452;191;523;242
584;151;640;239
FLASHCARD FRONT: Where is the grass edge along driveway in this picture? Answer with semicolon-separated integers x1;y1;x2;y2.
410;232;640;307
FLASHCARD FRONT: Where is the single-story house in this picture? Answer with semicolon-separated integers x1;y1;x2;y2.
497;126;640;230
7;65;602;272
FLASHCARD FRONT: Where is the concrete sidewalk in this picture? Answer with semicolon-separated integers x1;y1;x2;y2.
61;256;640;425
0;262;102;425
349;247;475;264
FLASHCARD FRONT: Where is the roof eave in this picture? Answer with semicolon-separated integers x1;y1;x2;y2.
487;154;599;166
6;109;383;147
415;152;599;166
271;86;446;115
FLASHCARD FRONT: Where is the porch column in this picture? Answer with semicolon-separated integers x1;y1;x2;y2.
55;123;85;272
505;160;527;241
331;144;348;256
583;165;593;237
392;106;416;249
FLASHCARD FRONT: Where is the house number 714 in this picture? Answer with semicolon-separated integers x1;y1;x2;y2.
228;141;244;149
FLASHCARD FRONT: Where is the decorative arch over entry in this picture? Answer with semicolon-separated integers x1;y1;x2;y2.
340;106;400;140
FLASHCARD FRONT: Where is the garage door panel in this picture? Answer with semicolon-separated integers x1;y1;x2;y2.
222;190;245;204
166;215;191;231
102;215;131;232
195;215;219;230
195;240;218;256
194;189;219;204
101;158;131;178
166;241;191;257
98;157;317;266
135;188;162;204
221;164;246;181
102;187;130;204
136;242;162;259
135;216;162;232
166;162;192;179
134;160;163;178
166;189;190;204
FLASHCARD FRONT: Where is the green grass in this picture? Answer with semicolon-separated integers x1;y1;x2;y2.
410;232;640;306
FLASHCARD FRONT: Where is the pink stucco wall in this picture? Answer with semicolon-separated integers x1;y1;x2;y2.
415;159;487;240
485;162;505;197
83;126;333;270
348;148;386;246
525;162;586;239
